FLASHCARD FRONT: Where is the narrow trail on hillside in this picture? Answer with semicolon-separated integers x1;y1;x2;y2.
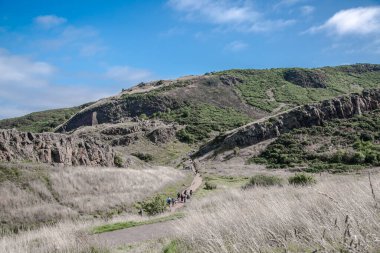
95;162;203;247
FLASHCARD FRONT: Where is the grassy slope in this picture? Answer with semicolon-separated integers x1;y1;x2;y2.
0;103;92;133
216;64;380;112
249;109;380;172
1;64;380;137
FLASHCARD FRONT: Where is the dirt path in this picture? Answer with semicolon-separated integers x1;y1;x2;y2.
95;167;202;247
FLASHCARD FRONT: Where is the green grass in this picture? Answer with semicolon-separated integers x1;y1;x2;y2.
0;103;91;132
195;175;249;198
156;103;251;143
216;64;380;112
248;110;380;173
92;212;185;234
243;174;283;188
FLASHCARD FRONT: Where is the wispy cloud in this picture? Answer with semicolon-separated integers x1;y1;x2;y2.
307;6;380;36
273;0;306;10
38;25;106;57
300;5;315;16
167;0;295;32
34;15;67;29
0;48;54;87
105;66;152;83
224;41;248;52
0;49;111;119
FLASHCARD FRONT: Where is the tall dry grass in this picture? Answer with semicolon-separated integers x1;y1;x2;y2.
0;212;161;253
175;173;380;252
0;163;186;234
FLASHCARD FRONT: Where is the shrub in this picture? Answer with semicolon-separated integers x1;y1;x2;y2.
360;132;374;142
141;195;166;215
351;151;366;164
131;152;153;162
204;181;217;190
114;155;124;168
233;147;240;156
288;173;316;186
244;174;283;188
139;113;148;120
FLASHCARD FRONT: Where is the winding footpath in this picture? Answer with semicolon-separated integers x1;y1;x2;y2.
95;167;202;247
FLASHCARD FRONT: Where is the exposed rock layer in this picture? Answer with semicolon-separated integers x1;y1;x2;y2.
56;95;184;133
195;89;380;157
0;129;115;166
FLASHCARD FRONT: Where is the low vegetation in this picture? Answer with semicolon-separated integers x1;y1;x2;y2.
0;103;91;132
92;212;184;234
217;64;380;112
156;103;251;143
0;163;186;234
131;152;154;162
113;154;124;167
243;174;283;188
174;173;380;252
204;181;217;190
288;173;316;186
249;110;380;172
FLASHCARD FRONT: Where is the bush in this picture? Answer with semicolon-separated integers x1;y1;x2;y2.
288;173;316;186
131;152;153;162
141;195;166;215
139;113;148;120
114;155;124;167
204;181;217;190
244;174;283;188
351;151;366;164
360;132;374;142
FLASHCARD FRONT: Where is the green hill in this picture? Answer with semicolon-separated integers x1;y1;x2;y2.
0;103;92;133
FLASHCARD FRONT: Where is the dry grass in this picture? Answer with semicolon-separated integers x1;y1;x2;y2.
0;220;104;253
175;173;380;252
0;211;179;253
0;163;186;234
50;166;185;214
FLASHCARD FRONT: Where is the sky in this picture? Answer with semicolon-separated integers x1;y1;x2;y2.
0;0;379;119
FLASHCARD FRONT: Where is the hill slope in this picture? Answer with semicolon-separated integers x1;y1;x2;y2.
0;103;92;133
57;64;380;138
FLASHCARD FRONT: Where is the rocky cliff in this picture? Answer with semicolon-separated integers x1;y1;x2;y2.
56;94;184;133
195;89;380;157
0;129;115;166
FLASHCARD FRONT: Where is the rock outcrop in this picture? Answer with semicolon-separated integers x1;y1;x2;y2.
56;95;184;133
284;69;327;88
147;127;176;144
195;89;380;157
0;129;115;166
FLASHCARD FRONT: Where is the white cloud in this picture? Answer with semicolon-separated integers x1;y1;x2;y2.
300;5;315;15
273;0;306;10
225;41;248;52
307;6;380;36
105;66;152;83
168;0;294;32
0;49;54;87
34;15;67;29
38;25;106;57
168;0;258;24
0;49;111;119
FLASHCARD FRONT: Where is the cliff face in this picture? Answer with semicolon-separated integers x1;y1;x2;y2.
195;89;380;157
56;95;184;133
0;129;115;166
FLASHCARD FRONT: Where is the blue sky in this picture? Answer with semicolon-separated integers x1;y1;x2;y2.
0;0;379;118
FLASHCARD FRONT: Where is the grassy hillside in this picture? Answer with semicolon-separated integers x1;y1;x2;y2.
0;103;92;133
119;64;380;144
249;109;380;172
216;63;380;112
2;64;380;137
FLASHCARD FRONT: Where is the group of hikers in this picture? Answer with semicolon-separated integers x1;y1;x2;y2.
166;189;193;207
